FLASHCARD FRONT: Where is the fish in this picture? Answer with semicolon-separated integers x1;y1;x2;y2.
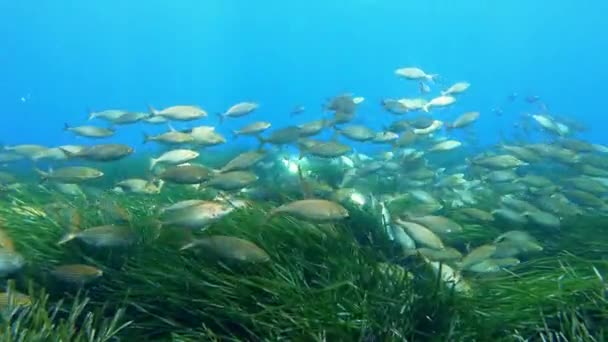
394;219;444;250
51;264;103;284
408;215;463;234
335;125;376;142
394;67;438;82
441;82;470;96
220;151;267;173
161;200;246;228
88;109;127;121
159;164;215;184
61;144;133;162
291;105;306;116
270;199;349;222
150;149;199;170
428;140;462;152
64;123;115;138
422;96;456;112
111;111;149;125
58;224;136;247
3;144;50;158
447;112;480;129
189;126;227;146
0;248;25;277
233;121;272;137
206;171;258;191
115;179;163;194
149;105;207;121
299;140;353;159
460;244;497;270
35;167;104;183
218;102;259;123
180;235;270;263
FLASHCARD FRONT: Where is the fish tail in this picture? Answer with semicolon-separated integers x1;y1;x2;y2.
216;112;224;125
149;158;158;171
147;105;157;115
426;74;439;83
86;108;95;120
231;130;239;140
63;123;71;131
143;132;150;144
57;232;77;245
422;104;430;113
59;147;78;158
255;135;266;150
33;168;49;183
179;241;196;251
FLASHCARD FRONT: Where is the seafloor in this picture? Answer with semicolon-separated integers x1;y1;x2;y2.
0;155;607;341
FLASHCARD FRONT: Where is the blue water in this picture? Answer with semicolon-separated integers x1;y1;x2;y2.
1;1;607;151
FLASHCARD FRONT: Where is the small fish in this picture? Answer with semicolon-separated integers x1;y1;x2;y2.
111;111;149;125
180;235;270;263
291;105;306;116
35;167;104;183
162;200;246;228
394;67;438;82
233;121;271;137
419;82;431;94
206;171;258;191
159;164;215;184
189;126;227;146
61;144;133;162
394;219;444;250
270;199;349;222
3;144;49;158
88;109;127;121
220;151;267;173
51;264;103;284
0;252;24;279
150;149;199;170
447;112;480;129
441;82;470;96
428;140;462;152
149;105;207;121
115;179;163;194
58;224;136;247
422;96;456;112
64;123;115;138
218;102;259;123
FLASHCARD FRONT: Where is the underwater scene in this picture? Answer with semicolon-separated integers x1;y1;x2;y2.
1;1;607;341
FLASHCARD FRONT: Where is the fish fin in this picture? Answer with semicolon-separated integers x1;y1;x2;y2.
57;232;78;245
255;135;266;150
426;74;439;83
143;132;150;144
216;112;224;125
167;123;176;132
149;158;158;171
296;163;313;199
147;105;157;115
63;123;71;131
59;147;78;158
422;104;430;113
33;168;49;183
86;107;95;120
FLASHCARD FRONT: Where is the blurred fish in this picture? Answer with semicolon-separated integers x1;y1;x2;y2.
88;109;127;121
291;105;306;116
180;235;270;263
270;199;349;222
441;82;470;96
394;67;438;82
35;166;104;183
149;105;207;121
218;102;259;123
51;264;103;285
61;144;133;162
58;224;136;247
150;149;199;170
233;121;272;138
64;123;114;138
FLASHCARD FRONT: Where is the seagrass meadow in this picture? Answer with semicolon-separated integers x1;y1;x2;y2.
0;157;606;342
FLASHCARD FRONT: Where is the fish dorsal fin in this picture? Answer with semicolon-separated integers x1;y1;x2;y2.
297;163;313;199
